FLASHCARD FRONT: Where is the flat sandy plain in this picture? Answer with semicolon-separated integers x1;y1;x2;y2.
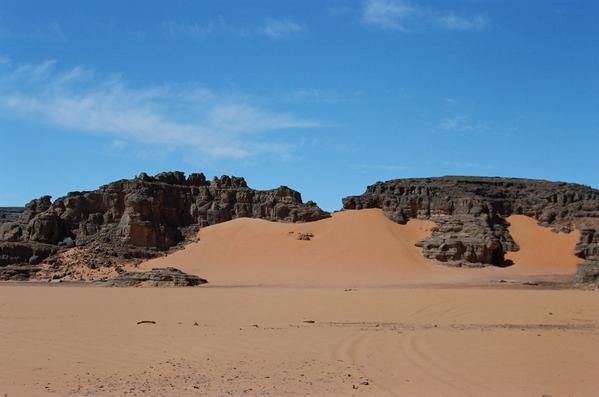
1;209;598;396
1;286;599;396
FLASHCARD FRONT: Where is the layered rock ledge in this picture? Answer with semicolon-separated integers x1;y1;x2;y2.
343;176;599;269
575;261;599;285
0;171;329;280
0;207;24;224
99;267;207;287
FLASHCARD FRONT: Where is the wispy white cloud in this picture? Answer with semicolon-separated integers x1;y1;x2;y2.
258;18;304;38
444;97;459;106
8;60;58;83
0;19;67;41
436;13;488;31
0;60;321;158
163;18;227;38
163;17;305;40
438;114;512;138
48;20;67;40
362;0;489;32
363;0;418;31
439;115;477;133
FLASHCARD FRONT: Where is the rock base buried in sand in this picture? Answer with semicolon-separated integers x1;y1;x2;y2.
0;172;329;278
343;176;599;268
575;261;599;284
99;267;207;287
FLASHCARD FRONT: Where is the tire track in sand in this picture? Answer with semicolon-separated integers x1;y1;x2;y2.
332;330;399;396
398;331;494;397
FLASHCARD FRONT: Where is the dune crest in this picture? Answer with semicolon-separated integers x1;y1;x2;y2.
141;209;464;286
141;210;585;286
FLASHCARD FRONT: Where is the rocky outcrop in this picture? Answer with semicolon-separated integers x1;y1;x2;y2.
575;261;599;284
0;171;329;280
0;265;42;281
343;176;599;268
99;267;207;287
575;229;599;261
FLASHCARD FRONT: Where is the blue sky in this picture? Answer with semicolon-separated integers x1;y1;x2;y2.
0;0;597;210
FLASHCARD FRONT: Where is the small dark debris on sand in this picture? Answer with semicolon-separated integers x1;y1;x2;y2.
297;233;314;241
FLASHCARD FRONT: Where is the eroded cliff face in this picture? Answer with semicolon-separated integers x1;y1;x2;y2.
0;172;329;280
3;174;598;282
343;176;599;268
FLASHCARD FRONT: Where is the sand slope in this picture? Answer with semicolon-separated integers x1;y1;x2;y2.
505;215;581;274
141;209;583;285
141;209;463;285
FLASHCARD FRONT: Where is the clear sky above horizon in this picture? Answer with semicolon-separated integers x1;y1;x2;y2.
1;0;597;210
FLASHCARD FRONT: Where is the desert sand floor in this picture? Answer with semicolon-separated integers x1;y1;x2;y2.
1;286;599;396
2;209;592;396
141;209;582;286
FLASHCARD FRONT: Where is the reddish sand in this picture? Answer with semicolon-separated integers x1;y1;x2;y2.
1;211;595;396
1;286;598;396
141;209;583;285
141;209;461;285
504;215;581;274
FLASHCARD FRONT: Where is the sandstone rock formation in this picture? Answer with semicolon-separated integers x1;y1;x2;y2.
0;172;329;280
99;267;207;287
0;207;24;224
575;261;599;285
3;173;598;280
343;176;599;268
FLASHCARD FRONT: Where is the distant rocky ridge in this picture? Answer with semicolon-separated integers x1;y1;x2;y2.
343;176;599;274
0;207;24;224
0;171;329;280
3;173;598;284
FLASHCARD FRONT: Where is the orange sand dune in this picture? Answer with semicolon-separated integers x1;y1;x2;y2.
142;209;462;285
141;209;583;285
504;215;581;274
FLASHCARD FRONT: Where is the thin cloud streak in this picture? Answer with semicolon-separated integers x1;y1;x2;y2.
259;18;304;38
363;0;418;31
0;19;67;41
362;0;489;32
163;17;305;39
437;13;489;31
0;60;321;158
